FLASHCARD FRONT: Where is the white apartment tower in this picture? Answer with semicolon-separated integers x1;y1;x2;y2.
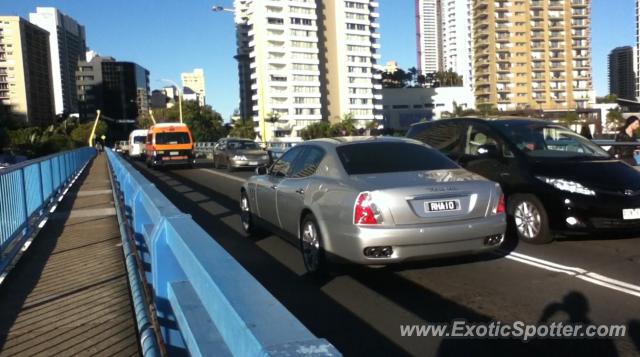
29;7;86;115
236;0;382;141
440;0;474;92
416;0;474;92
416;0;440;74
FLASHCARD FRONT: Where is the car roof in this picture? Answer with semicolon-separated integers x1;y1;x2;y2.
411;117;552;127
305;136;418;149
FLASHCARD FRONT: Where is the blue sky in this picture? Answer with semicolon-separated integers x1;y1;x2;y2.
0;0;635;120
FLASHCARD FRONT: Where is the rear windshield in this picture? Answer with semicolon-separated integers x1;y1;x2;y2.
336;142;458;175
133;136;145;143
156;132;190;145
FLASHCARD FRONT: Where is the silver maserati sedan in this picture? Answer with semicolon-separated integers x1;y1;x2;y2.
240;137;507;274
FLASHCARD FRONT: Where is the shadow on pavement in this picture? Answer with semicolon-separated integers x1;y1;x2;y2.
0;159;94;351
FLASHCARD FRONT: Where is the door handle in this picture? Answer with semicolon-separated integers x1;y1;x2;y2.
295;188;305;195
499;172;510;177
270;185;278;190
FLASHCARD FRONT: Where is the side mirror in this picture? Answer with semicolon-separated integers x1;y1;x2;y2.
477;144;498;158
255;166;268;175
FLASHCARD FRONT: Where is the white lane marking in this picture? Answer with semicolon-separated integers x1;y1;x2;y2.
499;249;640;298
200;169;246;184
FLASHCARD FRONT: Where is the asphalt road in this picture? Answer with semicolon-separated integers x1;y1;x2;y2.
131;158;640;357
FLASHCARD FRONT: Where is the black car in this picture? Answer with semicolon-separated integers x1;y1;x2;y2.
408;118;640;244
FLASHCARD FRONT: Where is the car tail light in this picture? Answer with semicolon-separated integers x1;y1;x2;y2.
354;192;381;225
493;193;505;215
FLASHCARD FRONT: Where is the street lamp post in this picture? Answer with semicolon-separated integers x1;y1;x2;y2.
160;79;183;123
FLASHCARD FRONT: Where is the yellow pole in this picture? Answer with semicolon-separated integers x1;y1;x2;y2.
178;89;183;123
88;109;101;147
148;109;157;125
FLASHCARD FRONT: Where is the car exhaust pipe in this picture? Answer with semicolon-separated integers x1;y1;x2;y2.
484;234;504;246
364;246;393;258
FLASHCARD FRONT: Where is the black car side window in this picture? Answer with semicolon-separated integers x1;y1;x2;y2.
270;147;303;178
465;124;513;158
290;147;325;178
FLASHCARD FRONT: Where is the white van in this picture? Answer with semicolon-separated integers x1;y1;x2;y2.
128;129;149;159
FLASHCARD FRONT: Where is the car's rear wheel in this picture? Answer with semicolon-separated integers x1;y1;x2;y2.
509;194;552;244
300;214;328;275
213;156;220;169
240;191;259;235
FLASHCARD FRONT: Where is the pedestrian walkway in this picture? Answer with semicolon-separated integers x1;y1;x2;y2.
0;154;139;356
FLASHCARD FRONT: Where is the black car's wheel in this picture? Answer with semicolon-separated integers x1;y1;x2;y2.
299;214;329;276
508;194;552;244
240;191;259;235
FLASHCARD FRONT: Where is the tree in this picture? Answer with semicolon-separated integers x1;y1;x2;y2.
330;113;357;136
70;121;107;146
606;108;625;130
181;101;225;142
559;111;580;129
596;94;618;104
137;112;154;129
229;118;256;139
299;121;332;140
381;68;409;88
477;104;500;117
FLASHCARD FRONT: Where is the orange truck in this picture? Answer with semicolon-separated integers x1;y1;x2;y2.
144;123;195;169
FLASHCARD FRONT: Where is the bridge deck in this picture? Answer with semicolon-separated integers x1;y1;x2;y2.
0;154;140;356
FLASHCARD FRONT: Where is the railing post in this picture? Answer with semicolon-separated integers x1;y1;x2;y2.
38;162;45;215
20;168;29;236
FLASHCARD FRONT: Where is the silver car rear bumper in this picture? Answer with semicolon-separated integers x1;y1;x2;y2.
326;215;507;264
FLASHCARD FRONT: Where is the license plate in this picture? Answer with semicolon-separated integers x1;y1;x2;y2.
170;151;179;156
171;156;187;160
425;200;460;212
249;161;258;165
622;208;640;220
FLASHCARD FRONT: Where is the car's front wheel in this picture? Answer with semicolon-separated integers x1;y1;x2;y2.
300;214;328;275
508;194;552;244
240;191;259;235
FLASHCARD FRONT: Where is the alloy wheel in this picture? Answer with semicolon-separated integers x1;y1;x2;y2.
301;221;320;272
514;201;541;240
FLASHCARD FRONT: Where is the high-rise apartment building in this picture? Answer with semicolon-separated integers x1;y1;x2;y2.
416;0;441;74
415;0;474;94
473;0;593;111
0;16;55;125
320;0;383;124
29;7;87;115
608;46;636;100
440;0;474;92
181;68;206;106
235;0;382;141
234;1;252;119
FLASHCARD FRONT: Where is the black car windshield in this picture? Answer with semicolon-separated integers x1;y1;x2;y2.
337;142;458;175
133;136;145;143
156;132;190;145
228;141;260;150
494;123;610;159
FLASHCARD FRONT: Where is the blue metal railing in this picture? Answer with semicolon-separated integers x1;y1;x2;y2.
0;147;96;278
105;150;340;356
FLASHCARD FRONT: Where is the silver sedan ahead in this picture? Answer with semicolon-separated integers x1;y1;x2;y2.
240;137;507;274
